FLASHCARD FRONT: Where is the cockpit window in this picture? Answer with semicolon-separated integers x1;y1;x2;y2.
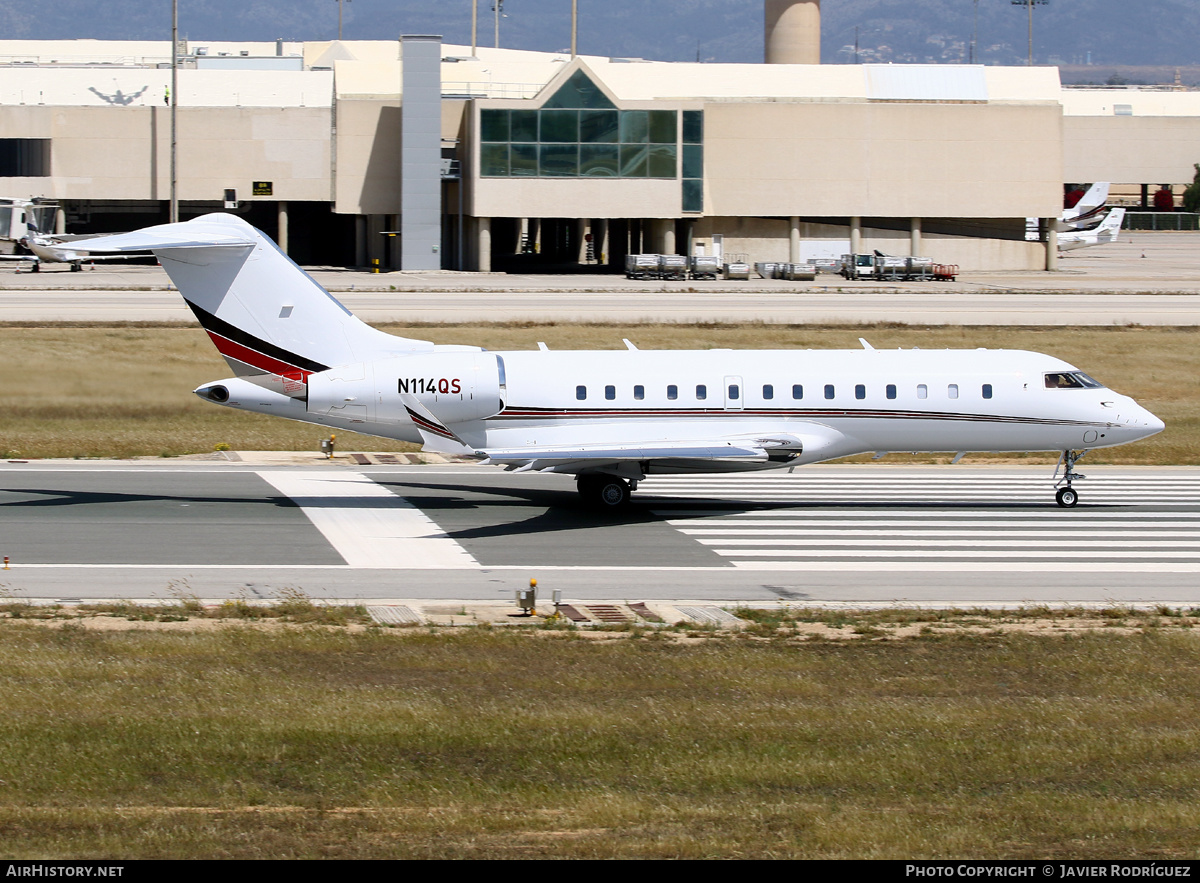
1044;372;1106;390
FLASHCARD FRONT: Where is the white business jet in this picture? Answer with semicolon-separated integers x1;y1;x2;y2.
1059;182;1111;231
83;214;1163;509
1058;207;1126;252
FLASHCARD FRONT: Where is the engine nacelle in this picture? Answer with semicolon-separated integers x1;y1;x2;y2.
307;352;504;426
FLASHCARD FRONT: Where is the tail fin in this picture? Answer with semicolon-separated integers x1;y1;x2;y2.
84;213;432;384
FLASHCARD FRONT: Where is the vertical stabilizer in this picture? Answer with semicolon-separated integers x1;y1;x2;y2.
81;213;433;383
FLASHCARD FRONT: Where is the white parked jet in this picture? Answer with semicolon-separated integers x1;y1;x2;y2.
1058;207;1126;253
1059;182;1111;231
84;214;1163;509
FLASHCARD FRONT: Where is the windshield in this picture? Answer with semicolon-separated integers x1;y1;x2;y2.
1044;371;1105;390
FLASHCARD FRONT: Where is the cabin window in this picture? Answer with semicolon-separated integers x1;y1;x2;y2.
763;384;774;400
634;385;645;400
948;384;959;399
917;384;928;399
824;384;835;400
696;384;707;401
576;385;587;400
727;384;739;399
792;384;803;400
605;385;616;400
855;384;866;400
982;384;993;399
886;384;897;400
667;384;678;400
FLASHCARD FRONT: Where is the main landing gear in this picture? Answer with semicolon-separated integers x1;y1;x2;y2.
1054;449;1087;508
577;473;633;509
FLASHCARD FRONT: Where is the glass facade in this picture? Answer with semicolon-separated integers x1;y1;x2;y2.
479;70;704;212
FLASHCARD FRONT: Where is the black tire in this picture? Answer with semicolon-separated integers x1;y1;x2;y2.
1056;486;1079;508
578;474;631;509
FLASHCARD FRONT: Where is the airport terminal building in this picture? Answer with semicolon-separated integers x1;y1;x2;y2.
0;20;1197;272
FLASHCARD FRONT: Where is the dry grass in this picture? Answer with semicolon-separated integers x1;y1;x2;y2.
0;621;1198;858
0;322;1193;462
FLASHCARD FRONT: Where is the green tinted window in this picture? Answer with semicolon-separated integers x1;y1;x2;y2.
480;109;509;143
481;143;509;176
620;144;648;177
511;110;538;143
682;178;703;213
539;144;579;177
540;109;579;143
619;111;649;144
683;110;704;144
510;144;538;177
542;69;617;109
647;144;676;178
648;111;677;144
580;109;619;143
682;144;703;179
579;144;619;177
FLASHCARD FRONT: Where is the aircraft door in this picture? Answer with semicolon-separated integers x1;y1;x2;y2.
724;375;744;410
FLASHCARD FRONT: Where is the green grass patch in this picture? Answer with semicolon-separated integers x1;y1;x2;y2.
0;624;1198;857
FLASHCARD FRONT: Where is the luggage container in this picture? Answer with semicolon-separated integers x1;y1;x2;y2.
754;261;783;279
723;262;750;281
811;258;841;275
658;254;688;280
783;262;817;281
689;254;721;280
625;254;658;280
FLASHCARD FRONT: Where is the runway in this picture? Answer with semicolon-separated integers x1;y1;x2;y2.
2;461;1197;607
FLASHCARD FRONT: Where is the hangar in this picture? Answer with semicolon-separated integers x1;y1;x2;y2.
0;3;1196;272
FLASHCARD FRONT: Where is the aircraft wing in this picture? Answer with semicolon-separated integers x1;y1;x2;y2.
477;433;808;473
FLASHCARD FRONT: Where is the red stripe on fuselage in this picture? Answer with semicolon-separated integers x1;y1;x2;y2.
206;330;311;380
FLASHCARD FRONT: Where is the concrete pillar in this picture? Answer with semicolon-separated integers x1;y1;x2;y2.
576;218;588;264
355;215;368;268
530;218;542;254
789;215;800;262
1045;220;1057;271
593;218;609;265
849;216;862;254
765;0;821;65
910;216;921;256
55;206;66;235
517;218;528;254
277;201;289;254
661;219;676;255
477;216;491;272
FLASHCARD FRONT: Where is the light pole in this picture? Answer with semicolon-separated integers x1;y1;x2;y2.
572;0;577;58
1011;0;1048;66
333;0;351;40
170;0;177;223
493;0;504;50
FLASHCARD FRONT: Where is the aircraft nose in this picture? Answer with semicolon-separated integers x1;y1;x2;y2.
1131;405;1165;440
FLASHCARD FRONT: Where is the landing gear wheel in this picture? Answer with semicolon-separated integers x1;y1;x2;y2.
578;474;631;510
1056;486;1079;508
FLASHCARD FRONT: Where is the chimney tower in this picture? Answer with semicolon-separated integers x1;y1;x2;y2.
765;0;821;64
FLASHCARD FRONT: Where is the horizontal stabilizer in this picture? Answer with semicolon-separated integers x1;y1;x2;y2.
73;221;256;253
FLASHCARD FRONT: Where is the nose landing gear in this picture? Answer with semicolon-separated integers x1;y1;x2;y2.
1053;449;1088;508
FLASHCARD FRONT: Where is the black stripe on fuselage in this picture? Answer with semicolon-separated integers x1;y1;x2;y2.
184;299;330;374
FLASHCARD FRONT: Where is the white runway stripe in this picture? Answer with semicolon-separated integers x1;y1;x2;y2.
258;471;477;569
646;472;1200;572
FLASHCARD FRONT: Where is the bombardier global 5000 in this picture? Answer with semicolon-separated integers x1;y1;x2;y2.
87;214;1163;509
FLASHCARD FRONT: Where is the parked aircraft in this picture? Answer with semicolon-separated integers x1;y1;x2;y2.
1058;208;1126;252
1059;182;1111;231
0;233;148;271
83;214;1163;509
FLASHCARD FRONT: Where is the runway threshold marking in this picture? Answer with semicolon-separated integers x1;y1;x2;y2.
256;471;478;569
